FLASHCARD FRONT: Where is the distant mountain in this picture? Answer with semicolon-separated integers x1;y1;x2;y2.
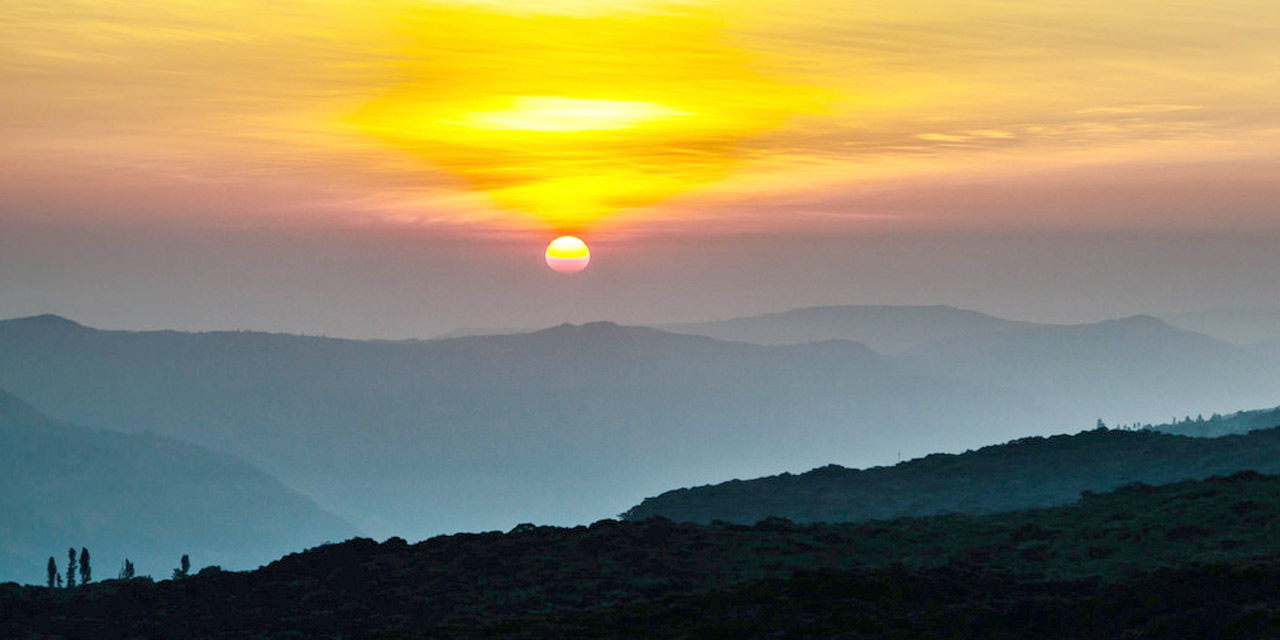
1162;305;1280;344
0;315;1043;538
5;471;1280;638
622;423;1280;525
429;326;535;340
654;305;1038;353
1154;405;1280;438
904;315;1280;426
0;386;355;585
2;313;1274;540
1249;336;1280;361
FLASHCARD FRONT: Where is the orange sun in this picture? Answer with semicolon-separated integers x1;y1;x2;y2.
545;236;590;274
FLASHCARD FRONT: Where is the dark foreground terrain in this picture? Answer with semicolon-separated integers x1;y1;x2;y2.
3;471;1280;639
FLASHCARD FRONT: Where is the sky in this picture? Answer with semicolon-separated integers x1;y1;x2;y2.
2;0;1279;338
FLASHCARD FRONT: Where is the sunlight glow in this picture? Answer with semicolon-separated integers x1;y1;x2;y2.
449;97;690;132
7;0;1280;235
428;0;708;17
347;3;825;231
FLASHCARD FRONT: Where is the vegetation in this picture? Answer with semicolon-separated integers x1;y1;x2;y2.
79;547;90;586
623;423;1280;524
118;559;134;581
3;471;1279;638
1156;406;1280;437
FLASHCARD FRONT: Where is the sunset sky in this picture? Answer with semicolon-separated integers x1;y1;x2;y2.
3;0;1279;337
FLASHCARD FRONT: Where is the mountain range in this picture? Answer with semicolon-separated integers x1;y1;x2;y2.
0;314;1042;538
0;308;1275;540
656;304;1037;353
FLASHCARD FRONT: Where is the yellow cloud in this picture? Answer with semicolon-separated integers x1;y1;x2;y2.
346;3;825;231
3;0;1279;233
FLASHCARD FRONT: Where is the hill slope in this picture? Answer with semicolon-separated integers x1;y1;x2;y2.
623;423;1280;525
0;387;356;584
4;471;1280;638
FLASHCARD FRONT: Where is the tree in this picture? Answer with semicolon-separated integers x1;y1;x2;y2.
119;559;135;580
46;557;57;588
79;547;91;585
65;548;76;588
173;554;190;580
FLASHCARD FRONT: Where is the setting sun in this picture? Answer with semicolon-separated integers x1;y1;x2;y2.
544;236;591;274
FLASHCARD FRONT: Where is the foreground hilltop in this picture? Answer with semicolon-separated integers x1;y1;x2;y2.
4;471;1280;638
624;420;1280;524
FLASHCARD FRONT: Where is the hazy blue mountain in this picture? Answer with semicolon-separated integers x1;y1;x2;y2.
3;312;1274;541
1154;405;1280;437
622;423;1280;525
0;315;1044;538
1162;305;1280;344
429;326;535;340
0;386;356;585
654;305;1038;353
904;315;1280;428
1248;336;1280;361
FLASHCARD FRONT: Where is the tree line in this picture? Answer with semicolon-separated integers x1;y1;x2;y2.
44;549;190;587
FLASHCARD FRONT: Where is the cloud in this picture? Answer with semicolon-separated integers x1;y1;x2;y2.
3;0;1279;235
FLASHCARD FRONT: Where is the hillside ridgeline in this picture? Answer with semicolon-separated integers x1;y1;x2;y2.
3;471;1279;638
624;422;1280;525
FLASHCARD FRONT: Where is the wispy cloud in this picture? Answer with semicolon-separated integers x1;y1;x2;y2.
3;0;1278;234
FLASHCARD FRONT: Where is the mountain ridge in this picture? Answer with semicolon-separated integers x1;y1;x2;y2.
0;314;1041;538
622;421;1280;525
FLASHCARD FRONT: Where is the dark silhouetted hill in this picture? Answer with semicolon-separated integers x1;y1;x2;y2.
4;471;1280;638
655;304;1037;353
0;387;356;584
622;424;1280;525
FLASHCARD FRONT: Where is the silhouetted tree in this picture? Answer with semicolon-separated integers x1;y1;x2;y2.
173;554;190;580
79;548;91;585
46;557;57;588
55;573;62;588
65;548;76;588
118;559;135;580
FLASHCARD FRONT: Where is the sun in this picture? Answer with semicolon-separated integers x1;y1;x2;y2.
545;236;591;274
